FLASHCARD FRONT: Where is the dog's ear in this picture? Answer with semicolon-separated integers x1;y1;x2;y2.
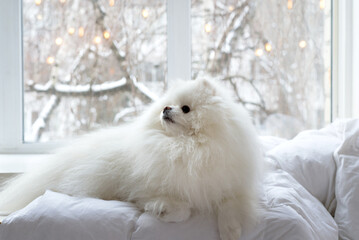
199;79;216;96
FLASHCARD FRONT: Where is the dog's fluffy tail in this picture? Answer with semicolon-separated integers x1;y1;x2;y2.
0;165;60;215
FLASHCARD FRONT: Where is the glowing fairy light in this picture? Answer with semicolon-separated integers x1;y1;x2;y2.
141;9;149;18
103;31;110;39
35;0;42;6
36;14;43;20
228;5;234;12
55;37;63;46
299;40;307;48
255;48;264;57
68;27;75;35
78;27;84;37
320;0;325;9
204;23;212;33
93;36;102;44
287;0;293;9
59;0;66;3
265;43;272;52
46;56;55;65
109;0;115;6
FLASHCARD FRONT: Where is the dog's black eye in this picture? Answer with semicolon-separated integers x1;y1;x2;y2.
181;105;190;114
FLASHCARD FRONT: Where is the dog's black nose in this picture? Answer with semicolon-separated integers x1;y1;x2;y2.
163;106;172;113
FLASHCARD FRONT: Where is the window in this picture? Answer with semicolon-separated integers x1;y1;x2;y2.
1;0;358;154
192;0;332;138
23;0;167;142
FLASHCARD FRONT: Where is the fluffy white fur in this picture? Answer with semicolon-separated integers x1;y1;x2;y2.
0;79;262;240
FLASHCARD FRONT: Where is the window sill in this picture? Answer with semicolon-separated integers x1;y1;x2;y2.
0;154;50;173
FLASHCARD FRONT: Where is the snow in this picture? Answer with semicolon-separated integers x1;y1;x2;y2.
131;77;159;102
29;95;60;142
32;78;127;95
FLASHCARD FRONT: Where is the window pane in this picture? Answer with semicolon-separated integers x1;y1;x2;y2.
23;0;167;142
192;0;331;138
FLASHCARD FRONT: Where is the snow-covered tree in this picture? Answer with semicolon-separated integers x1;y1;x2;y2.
23;0;330;141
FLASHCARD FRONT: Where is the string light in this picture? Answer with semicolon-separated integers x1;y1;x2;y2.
93;36;101;44
320;0;325;9
35;0;42;6
55;37;63;46
68;27;75;35
299;40;307;48
78;27;84;37
265;43;272;52
103;31;110;39
46;56;55;65
141;9;149;18
287;0;293;10
204;23;212;33
228;5;234;12
109;0;115;7
36;14;43;20
255;48;264;57
59;0;66;3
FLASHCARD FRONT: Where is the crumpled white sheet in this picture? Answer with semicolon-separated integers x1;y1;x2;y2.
266;123;342;213
0;168;338;240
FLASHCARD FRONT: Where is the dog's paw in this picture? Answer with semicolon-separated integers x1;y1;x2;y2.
217;200;243;240
218;218;242;240
144;199;191;223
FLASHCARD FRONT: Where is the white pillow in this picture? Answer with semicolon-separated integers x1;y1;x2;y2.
334;119;359;240
266;122;343;212
259;136;287;153
0;191;140;240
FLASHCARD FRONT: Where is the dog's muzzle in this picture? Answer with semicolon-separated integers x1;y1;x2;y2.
162;106;175;123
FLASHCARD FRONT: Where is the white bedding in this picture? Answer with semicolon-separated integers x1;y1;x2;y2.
0;170;337;240
1;119;358;240
266;122;342;213
334;119;359;239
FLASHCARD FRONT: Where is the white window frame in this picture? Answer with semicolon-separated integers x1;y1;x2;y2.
0;0;357;161
332;0;359;119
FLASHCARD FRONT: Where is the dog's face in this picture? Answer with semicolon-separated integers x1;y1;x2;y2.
159;79;226;136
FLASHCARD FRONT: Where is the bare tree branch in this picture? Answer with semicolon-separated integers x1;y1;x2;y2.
224;77;271;115
28;78;126;96
30;95;61;142
27;77;158;102
113;107;138;123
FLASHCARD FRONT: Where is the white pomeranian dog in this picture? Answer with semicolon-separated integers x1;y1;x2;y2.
0;79;262;240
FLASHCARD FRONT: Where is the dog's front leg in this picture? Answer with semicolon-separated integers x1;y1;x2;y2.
217;194;257;240
137;197;192;223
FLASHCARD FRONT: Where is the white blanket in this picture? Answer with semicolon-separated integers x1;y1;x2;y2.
1;119;358;240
